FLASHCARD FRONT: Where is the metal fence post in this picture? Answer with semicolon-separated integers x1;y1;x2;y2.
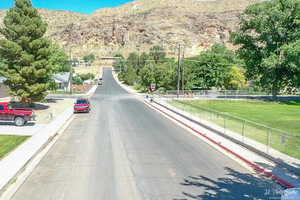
242;120;245;143
267;129;271;154
224;116;226;134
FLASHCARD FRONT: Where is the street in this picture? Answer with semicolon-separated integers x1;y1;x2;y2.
11;67;280;200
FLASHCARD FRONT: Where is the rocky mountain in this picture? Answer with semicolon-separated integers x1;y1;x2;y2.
0;0;259;57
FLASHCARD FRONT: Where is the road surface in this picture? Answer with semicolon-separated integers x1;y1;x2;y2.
11;68;280;200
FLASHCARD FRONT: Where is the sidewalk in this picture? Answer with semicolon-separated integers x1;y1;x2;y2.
111;70;145;97
47;84;98;99
0;124;45;136
112;72;300;189
0;82;99;197
148;99;300;188
0;107;73;194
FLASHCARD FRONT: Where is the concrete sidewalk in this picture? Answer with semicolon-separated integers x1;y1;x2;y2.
111;72;300;189
0;107;73;194
146;99;300;188
0;124;46;136
47;85;98;99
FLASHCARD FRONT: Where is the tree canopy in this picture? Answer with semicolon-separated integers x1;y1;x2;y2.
231;0;300;97
113;44;245;92
0;0;67;102
49;44;71;73
184;44;244;90
83;54;96;63
149;45;166;64
0;0;54;102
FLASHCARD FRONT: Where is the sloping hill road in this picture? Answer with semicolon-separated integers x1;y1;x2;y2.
11;68;281;200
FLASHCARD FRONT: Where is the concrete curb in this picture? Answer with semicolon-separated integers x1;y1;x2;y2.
86;85;98;97
144;101;295;189
111;70;145;97
0;108;74;195
155;99;300;177
111;70;296;188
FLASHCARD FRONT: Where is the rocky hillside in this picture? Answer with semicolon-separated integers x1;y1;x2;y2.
0;0;259;57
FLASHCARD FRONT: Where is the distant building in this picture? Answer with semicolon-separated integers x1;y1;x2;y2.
53;72;72;91
0;77;9;98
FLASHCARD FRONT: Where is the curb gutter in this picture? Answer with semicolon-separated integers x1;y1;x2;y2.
145;101;295;189
112;69;296;189
0;108;74;197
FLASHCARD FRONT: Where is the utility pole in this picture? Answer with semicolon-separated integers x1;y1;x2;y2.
177;44;181;98
69;47;73;94
137;46;140;72
181;48;185;93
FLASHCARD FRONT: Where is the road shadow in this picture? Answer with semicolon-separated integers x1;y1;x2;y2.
33;103;49;111
44;98;64;103
180;167;282;200
0;121;35;126
255;161;300;187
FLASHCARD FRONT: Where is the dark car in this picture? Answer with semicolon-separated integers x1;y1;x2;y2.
74;98;91;113
98;78;103;85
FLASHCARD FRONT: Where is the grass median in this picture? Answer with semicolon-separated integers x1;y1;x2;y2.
170;99;300;159
0;135;29;159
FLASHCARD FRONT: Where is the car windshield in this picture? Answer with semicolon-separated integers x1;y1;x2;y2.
76;100;88;104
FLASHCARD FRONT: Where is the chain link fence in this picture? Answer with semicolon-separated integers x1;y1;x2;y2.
164;99;300;161
156;90;300;101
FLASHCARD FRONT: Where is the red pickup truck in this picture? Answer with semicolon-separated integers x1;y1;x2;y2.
0;102;35;126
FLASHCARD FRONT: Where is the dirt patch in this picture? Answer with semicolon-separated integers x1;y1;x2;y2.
34;98;74;124
74;62;103;78
72;84;93;92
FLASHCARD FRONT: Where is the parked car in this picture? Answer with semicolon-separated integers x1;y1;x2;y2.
0;102;35;126
74;98;91;113
98;78;103;85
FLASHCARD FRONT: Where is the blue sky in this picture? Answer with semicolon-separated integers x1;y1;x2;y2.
0;0;134;14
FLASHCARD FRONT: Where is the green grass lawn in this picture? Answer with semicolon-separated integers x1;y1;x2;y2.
0;135;29;159
170;99;300;159
49;90;85;95
174;99;300;135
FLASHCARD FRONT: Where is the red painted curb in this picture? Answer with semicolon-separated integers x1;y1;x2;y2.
145;101;295;189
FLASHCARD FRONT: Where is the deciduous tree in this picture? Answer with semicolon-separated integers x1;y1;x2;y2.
231;0;300;97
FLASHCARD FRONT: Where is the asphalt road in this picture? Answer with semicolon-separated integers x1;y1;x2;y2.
11;67;281;200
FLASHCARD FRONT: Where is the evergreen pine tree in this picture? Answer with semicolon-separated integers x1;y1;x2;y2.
0;0;54;102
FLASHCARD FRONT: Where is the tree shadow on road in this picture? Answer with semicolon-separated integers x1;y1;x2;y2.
180;167;282;200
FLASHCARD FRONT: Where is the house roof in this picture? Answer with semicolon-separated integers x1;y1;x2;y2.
0;77;7;84
53;72;71;83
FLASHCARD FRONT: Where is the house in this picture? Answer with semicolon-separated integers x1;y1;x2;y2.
53;72;72;91
0;77;9;98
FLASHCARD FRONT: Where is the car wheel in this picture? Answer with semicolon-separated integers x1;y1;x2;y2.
15;117;25;126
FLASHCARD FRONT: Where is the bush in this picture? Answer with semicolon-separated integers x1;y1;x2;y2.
72;76;83;85
83;54;96;63
79;73;95;81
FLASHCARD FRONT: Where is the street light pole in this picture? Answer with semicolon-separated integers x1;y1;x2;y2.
181;47;185;93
